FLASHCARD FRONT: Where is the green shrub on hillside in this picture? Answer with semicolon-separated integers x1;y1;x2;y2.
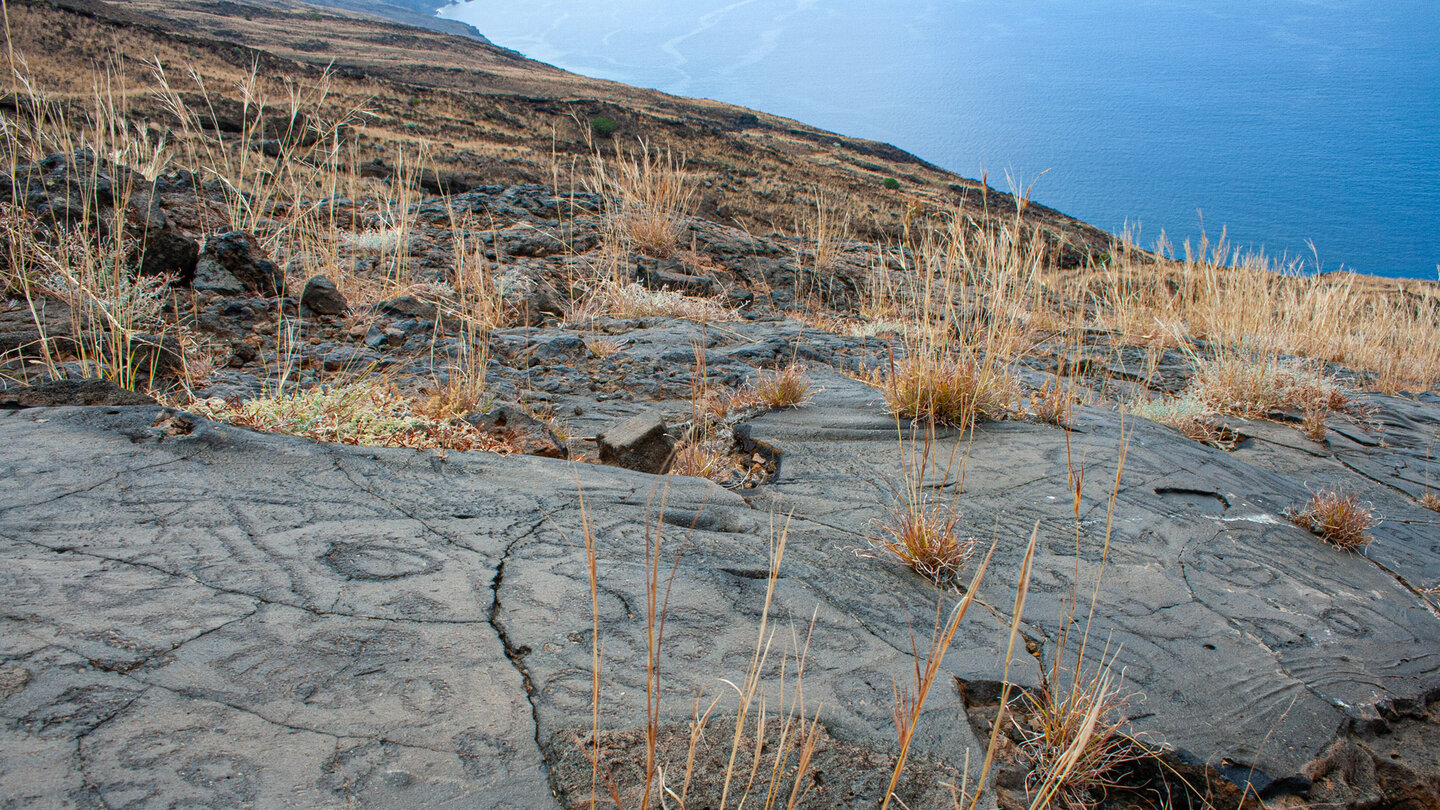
591;116;619;137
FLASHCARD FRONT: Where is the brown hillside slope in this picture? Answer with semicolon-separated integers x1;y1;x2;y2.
6;0;1114;255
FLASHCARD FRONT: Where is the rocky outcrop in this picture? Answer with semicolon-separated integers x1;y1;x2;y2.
1;373;1436;808
0;150;200;280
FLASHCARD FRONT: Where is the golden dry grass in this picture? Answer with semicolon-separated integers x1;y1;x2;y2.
185;378;512;453
570;280;735;323
876;350;1020;427
870;426;975;590
590;142;698;261
1082;232;1440;391
668;438;737;483
1030;377;1075;428
749;363;813;409
583;335;626;359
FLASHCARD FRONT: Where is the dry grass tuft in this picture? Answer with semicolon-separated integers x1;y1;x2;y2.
1085;230;1440;391
870;426;974;590
1419;492;1440;513
1030;377;1075;427
591;142;697;260
1286;489;1378;550
876;349;1020;428
1;202;178;389
570;280;735;323
668;438;737;484
1011;660;1142;810
1187;349;1351;421
873;499;974;590
749;363;812;409
186;379;511;452
584;334;626;359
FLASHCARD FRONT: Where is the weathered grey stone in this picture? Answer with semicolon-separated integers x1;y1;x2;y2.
0;367;1438;808
300;275;348;316
596;410;676;473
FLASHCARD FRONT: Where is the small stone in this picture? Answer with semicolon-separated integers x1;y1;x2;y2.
300;275;348;316
379;296;438;321
193;231;284;297
596;411;676;474
465;403;569;459
0;666;29;700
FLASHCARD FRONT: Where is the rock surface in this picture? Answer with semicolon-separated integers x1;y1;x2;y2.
1;378;1437;807
194;231;285;296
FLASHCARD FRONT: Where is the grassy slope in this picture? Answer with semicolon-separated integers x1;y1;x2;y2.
13;0;1114;252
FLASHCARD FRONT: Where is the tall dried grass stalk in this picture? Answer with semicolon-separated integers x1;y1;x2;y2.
590;141;698;263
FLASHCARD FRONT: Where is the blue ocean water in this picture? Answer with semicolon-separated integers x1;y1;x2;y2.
440;0;1440;279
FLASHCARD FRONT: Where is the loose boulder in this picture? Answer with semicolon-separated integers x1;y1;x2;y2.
596;411;676;474
300;275;348;316
194;231;284;296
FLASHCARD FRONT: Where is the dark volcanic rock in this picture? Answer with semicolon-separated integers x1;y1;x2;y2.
1;150;200;280
465;403;568;459
378;295;438;320
194;231;284;296
136;225;200;281
596;411;676;474
0;378;155;408
637;256;718;296
299;275;348;316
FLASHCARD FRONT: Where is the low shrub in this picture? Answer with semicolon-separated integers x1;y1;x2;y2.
882;177;901;190
1286;489;1378;550
590;115;619;137
1127;394;1236;449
